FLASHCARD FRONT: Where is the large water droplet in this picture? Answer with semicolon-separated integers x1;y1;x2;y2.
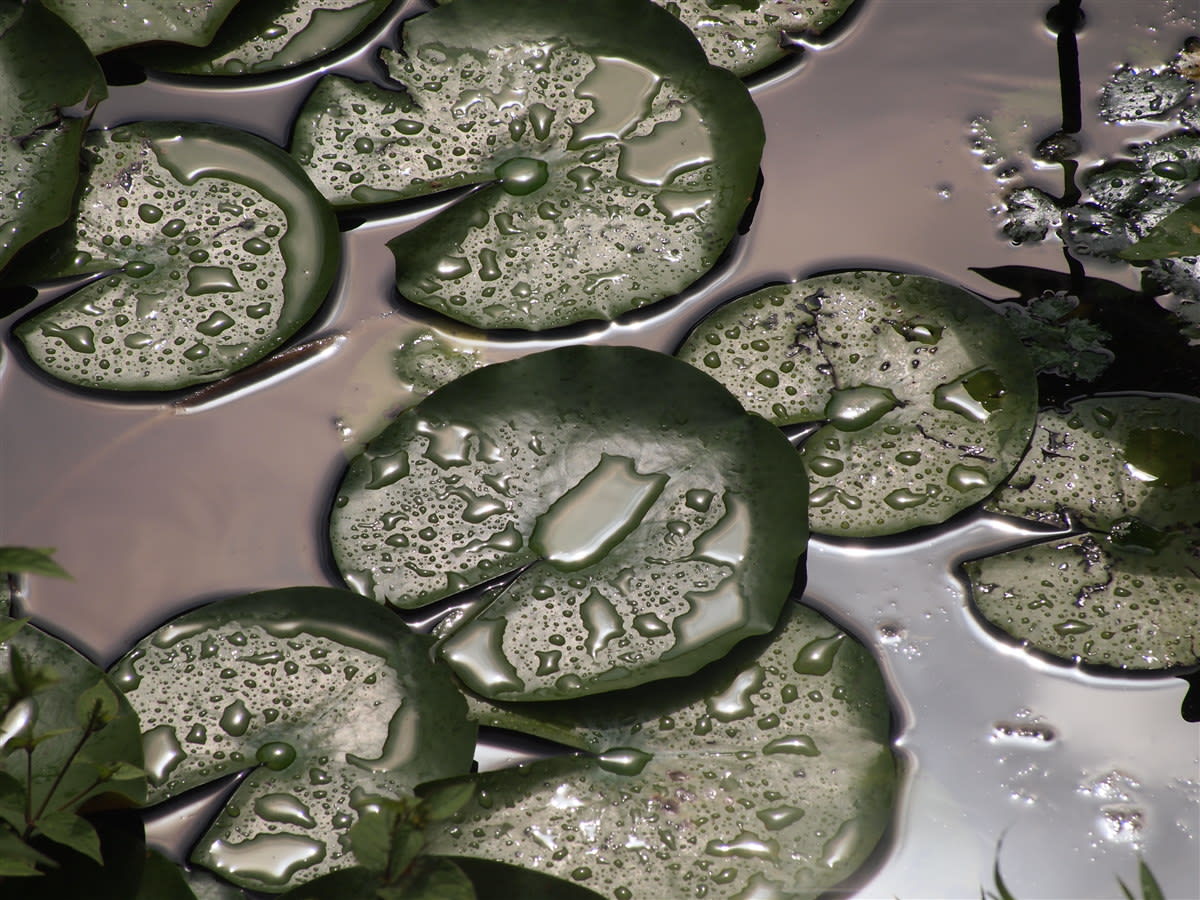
255;793;317;828
706;665;765;722
793;634;844;675
934;368;1006;422
144;724;186;786
597;746;654;775
207;834;325;886
823;386;899;432
581;589;625;657
440;617;525;696
495;157;549;196
220;699;252;736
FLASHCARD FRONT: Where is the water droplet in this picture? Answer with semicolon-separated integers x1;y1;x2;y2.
495;157;549;196
531;454;667;570
808;455;844;477
138;203;163;223
884;488;928;510
763;734;819;756
706;665;765;721
581;589;625;657
757;805;805;830
704;832;780;861
197;311;236;336
41;324;95;354
365;451;410;489
934;368;1006;422
535;650;561;675
793;634;844;675
597;747;654;775
144;724;186;786
185;724;207;744
632;613;669;637
220;699;251;736
947;464;991;492
1053;619;1093;635
819;818;862;868
256;741;297;771
440;617;525;696
186;266;242;296
255;793;317;828
111;650;144;690
823;385;898;432
690;494;751;567
684;489;714;512
207;834;325;886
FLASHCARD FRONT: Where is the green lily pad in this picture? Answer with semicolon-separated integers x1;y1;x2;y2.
967;395;1200;669
664;0;857;77
109;588;477;892
290;0;763;331
11;121;339;391
0;1;106;277
676;271;1039;537
137;0;392;77
1;621;147;866
42;0;242;56
329;346;808;701
426;602;898;900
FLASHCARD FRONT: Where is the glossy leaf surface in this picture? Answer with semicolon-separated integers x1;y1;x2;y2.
968;396;1200;669
0;1;106;276
291;0;763;330
138;0;392;77
42;0;242;55
330;346;808;701
109;588;476;892
428;602;897;900
12;121;339;391
676;271;1038;536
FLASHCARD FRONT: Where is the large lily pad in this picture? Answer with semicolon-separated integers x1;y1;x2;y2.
329;346;808;701
11;121;339;391
966;395;1200;669
676;271;1039;537
42;0;243;56
426;601;898;900
1;619;147;872
290;0;763;331
0;1;106;277
109;588;477;892
137;0;393;77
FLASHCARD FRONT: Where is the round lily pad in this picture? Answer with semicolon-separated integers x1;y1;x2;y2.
666;0;858;77
290;0;763;331
0;1;106;277
966;395;1200;670
42;0;242;56
109;588;477;892
11;121;339;391
676;271;1039;536
426;601;898;900
137;0;393;77
329;345;809;701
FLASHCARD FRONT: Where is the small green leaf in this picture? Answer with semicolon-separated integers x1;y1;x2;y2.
0;825;56;876
345;801;404;873
330;346;808;701
12;121;340;392
1139;858;1167;900
999;292;1112;382
34;810;102;864
110;588;476;893
0;617;29;644
0;547;71;580
76;679;122;728
421;782;475;823
0;770;26;829
41;0;242;55
1119;198;1200;262
1118;876;1138;900
138;0;393;77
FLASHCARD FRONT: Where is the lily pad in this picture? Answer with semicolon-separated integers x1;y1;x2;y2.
675;271;1039;537
329;345;809;701
42;0;243;56
109;588;477;892
11;121;339;391
664;0;857;77
137;0;393;77
426;601;898;900
0;1;106;277
966;395;1200;669
1;620;147;869
290;0;763;331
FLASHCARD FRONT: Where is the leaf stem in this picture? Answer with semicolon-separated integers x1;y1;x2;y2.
25;701;102;834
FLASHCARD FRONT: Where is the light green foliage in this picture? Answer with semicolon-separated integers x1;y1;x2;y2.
12;121;339;391
0;546;71;580
430;601;897;900
968;396;1200;669
0;1;106;277
330;346;808;701
292;0;763;330
677;271;1038;536
0;619;146;878
110;588;476;892
138;0;392;77
998;292;1112;381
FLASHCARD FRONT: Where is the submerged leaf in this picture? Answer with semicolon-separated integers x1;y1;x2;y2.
968;396;1200;669
330;346;808;701
137;0;393;77
110;588;476;892
12;121;339;391
42;0;242;55
0;1;106;276
428;601;897;900
291;0;763;330
676;271;1038;536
